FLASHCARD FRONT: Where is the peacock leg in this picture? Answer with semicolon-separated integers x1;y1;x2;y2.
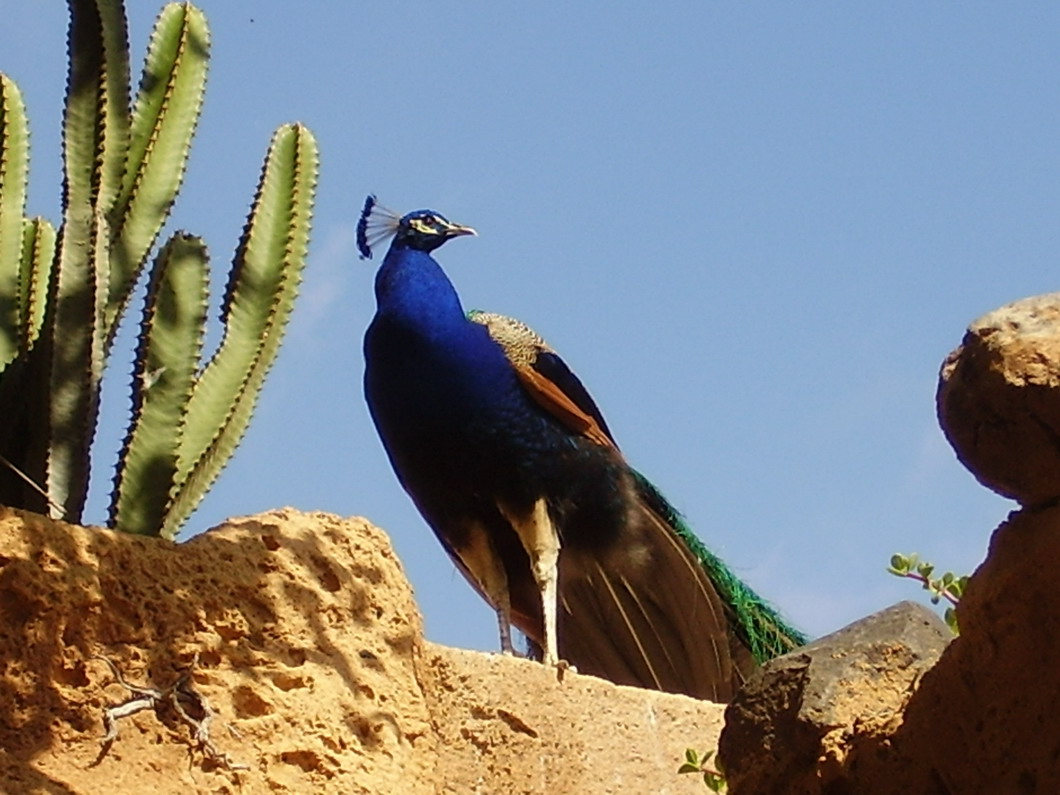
500;498;561;666
453;522;514;654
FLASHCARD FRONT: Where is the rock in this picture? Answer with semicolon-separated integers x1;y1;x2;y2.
713;293;1060;793
0;507;431;794
889;505;1060;793
421;644;724;794
937;293;1060;505
0;506;721;794
719;506;1060;794
718;601;951;794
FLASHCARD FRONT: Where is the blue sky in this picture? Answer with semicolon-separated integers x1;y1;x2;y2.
2;3;1054;650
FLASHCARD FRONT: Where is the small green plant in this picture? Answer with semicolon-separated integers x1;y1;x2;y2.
678;747;727;792
888;553;967;634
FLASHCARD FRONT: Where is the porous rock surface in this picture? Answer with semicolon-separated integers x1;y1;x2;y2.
887;504;1060;793
938;292;1060;505
0;506;721;794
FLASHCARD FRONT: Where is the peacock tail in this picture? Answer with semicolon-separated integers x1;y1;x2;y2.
633;470;808;664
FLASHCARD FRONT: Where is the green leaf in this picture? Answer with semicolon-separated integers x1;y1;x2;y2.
684;748;699;766
105;2;209;347
110;232;207;535
944;606;959;634
163;122;318;538
0;73;30;369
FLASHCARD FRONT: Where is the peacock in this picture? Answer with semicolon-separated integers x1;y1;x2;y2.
360;196;805;701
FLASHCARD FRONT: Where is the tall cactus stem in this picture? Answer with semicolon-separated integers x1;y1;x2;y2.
110;232;207;534
105;2;208;347
0;73;29;370
163;123;318;538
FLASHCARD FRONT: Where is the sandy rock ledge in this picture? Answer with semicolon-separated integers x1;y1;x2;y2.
0;507;721;794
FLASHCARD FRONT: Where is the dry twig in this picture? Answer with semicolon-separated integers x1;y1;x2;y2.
93;653;248;771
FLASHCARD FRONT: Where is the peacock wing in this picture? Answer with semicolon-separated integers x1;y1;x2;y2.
468;310;616;448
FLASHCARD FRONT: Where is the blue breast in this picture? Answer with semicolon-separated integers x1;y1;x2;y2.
364;244;561;499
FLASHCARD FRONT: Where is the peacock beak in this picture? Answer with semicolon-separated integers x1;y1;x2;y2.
445;223;477;239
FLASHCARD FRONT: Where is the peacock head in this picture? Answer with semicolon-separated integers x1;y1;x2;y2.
396;209;477;253
357;195;477;259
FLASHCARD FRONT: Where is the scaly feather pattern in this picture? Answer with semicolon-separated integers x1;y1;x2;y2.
362;200;805;701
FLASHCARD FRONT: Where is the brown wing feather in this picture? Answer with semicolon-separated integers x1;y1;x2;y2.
470;310;617;449
513;367;617;449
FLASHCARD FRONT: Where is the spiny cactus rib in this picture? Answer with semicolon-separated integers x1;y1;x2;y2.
163;123;318;538
37;0;131;521
110;233;207;535
106;2;208;348
0;2;317;534
45;212;109;520
18;217;57;351
63;0;130;216
0;73;29;371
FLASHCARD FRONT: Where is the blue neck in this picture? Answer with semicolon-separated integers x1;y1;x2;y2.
374;242;468;335
367;239;522;430
365;238;557;477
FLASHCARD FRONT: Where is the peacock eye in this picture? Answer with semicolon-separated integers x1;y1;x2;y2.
422;215;435;225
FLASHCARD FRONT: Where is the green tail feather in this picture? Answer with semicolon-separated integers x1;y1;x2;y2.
632;470;808;664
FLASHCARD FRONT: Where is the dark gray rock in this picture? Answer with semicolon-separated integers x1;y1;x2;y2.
718;601;951;795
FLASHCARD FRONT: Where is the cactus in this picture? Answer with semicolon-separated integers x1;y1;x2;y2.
111;123;318;538
0;73;30;369
109;233;208;537
105;1;209;346
0;0;319;538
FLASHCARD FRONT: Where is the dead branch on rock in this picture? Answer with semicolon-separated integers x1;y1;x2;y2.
92;653;249;771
